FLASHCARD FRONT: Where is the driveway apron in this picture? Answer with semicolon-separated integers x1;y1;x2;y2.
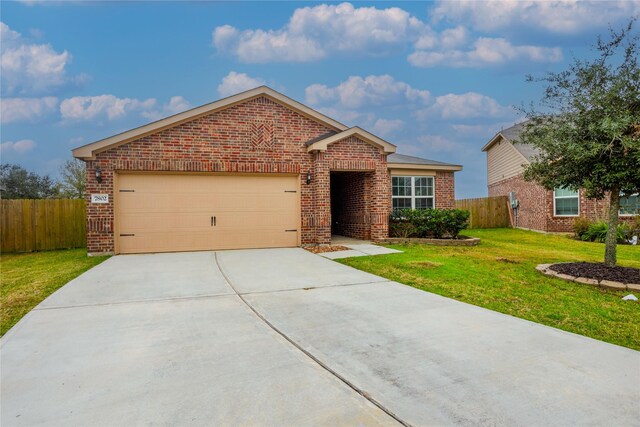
2;248;639;426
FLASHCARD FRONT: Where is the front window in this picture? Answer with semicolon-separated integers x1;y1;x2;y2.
620;194;639;215
554;188;579;216
392;176;434;212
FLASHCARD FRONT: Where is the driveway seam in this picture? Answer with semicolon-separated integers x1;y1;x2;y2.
34;293;235;311
213;252;410;427
237;279;391;296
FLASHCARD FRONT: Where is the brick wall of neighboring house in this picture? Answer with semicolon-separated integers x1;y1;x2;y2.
85;96;399;253
435;171;455;209
489;173;636;232
489;173;548;231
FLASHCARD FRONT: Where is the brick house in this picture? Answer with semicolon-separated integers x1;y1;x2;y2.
73;86;462;255
483;122;638;232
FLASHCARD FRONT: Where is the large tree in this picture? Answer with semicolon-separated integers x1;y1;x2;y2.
57;159;86;199
520;20;640;267
0;164;60;199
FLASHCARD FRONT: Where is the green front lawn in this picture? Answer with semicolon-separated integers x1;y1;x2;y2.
339;228;640;350
1;250;107;336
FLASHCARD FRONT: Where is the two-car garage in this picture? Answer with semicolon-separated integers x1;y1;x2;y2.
115;174;300;254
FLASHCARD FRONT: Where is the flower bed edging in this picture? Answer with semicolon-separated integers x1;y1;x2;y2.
536;264;640;291
381;236;480;246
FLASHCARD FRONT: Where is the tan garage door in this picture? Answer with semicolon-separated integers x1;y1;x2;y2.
115;173;299;254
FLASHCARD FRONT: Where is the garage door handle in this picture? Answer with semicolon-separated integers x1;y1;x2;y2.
211;216;216;226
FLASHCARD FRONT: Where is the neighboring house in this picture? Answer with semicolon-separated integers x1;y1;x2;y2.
73;86;462;255
483;122;638;232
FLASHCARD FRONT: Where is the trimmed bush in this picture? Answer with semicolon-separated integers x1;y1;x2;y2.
573;216;591;239
389;209;470;239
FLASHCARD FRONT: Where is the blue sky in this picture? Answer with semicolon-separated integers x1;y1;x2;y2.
1;1;637;198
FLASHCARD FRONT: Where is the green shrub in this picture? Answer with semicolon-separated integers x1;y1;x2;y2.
389;209;470;239
580;220;629;243
573;216;592;239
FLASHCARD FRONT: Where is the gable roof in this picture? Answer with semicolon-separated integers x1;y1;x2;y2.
482;120;540;162
306;127;396;154
72;86;349;160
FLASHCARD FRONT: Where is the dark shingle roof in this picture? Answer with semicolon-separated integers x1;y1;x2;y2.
499;121;541;162
387;153;460;167
304;131;338;146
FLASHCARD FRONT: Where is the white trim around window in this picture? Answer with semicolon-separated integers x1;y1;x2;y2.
619;193;639;216
392;176;435;211
553;188;580;217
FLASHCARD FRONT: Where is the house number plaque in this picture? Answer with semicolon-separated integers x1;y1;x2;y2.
91;194;109;204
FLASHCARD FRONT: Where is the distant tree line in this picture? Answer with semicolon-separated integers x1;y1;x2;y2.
0;159;86;199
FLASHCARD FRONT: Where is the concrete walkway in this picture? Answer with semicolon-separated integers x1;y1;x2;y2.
2;249;639;426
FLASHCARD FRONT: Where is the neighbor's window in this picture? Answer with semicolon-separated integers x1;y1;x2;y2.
392;176;434;212
619;194;639;215
554;188;579;216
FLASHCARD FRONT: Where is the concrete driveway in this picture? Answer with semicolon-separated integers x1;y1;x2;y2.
2;249;639;426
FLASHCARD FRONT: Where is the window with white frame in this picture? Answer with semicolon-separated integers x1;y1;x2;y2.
392;176;434;212
554;187;579;216
619;193;639;215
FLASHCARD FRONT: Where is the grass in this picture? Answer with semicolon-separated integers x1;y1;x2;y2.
1;249;107;337
338;228;640;350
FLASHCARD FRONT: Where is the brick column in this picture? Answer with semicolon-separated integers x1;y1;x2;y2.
370;155;390;241
313;151;331;244
85;159;115;255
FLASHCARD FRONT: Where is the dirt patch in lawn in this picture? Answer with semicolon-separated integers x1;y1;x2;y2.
550;262;640;285
410;261;443;268
305;245;350;254
496;257;520;264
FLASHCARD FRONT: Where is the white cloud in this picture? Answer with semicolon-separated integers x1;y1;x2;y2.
315;106;376;128
0;96;58;124
217;71;265;97
431;0;640;35
60;95;156;121
1;139;36;154
415;25;468;50
372;119;404;137
305;75;430;109
451;121;522;138
0;22;75;95
213;2;426;63
409;37;562;68
141;96;192;121
417;92;514;120
415;135;461;153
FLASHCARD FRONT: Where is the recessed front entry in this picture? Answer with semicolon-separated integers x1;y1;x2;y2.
115;173;299;254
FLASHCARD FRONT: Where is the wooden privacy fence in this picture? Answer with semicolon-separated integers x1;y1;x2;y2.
1;199;86;253
455;196;511;229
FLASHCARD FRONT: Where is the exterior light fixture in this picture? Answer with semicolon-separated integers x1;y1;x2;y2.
95;166;102;183
306;171;312;185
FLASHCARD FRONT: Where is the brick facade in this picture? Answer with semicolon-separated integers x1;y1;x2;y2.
489;173;634;232
84;95;452;254
435;171;455;209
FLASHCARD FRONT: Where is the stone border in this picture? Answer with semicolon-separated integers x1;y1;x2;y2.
536;264;640;291
380;236;480;246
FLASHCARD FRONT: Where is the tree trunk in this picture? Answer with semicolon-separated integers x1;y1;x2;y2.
604;188;620;267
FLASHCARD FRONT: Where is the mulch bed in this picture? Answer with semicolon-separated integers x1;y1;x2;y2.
549;262;640;285
304;245;350;254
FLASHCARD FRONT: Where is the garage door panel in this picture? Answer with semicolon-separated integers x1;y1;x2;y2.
119;213;215;232
118;231;216;254
212;229;298;249
116;174;299;254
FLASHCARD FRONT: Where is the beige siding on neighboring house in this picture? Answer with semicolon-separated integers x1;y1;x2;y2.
486;138;529;185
